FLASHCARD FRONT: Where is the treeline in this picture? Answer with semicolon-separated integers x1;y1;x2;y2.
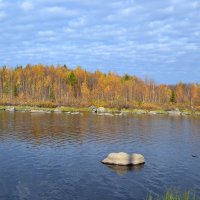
0;64;199;110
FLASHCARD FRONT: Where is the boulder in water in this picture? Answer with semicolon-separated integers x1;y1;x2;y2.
102;152;145;166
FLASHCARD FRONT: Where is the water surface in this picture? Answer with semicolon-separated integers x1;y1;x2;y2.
0;111;200;200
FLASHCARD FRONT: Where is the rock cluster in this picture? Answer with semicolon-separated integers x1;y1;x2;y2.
167;108;181;116
5;107;16;112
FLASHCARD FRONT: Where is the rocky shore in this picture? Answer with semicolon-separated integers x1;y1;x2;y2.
0;105;200;116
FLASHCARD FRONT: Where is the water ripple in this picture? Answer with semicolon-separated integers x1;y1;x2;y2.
0;112;200;199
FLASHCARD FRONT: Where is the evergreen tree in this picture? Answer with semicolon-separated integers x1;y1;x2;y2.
68;72;77;86
170;90;176;103
13;85;18;97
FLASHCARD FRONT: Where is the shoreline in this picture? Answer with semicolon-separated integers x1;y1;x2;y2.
0;105;200;116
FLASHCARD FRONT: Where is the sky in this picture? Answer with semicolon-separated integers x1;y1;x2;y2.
0;0;200;84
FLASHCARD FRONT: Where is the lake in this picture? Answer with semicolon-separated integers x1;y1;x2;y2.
0;111;200;200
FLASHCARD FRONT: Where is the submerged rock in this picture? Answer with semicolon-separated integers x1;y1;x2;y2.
97;112;114;116
192;155;199;158
104;113;114;116
105;163;144;176
102;152;145;166
96;113;104;116
115;113;124;116
71;112;80;115
97;107;106;113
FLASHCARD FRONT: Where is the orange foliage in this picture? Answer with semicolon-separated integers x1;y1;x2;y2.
0;65;199;109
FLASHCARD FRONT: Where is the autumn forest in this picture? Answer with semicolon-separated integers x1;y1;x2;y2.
0;65;199;110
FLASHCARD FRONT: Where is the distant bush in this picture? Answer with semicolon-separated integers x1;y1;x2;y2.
195;106;200;111
139;103;162;110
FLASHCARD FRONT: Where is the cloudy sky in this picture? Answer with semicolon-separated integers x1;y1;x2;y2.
0;0;199;83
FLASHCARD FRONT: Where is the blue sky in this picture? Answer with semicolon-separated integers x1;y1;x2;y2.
0;0;199;83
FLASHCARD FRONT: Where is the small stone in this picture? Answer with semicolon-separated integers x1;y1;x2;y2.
54;108;62;112
30;110;46;113
167;109;181;116
149;111;157;115
89;105;97;113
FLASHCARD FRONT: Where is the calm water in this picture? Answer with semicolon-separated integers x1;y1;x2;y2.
0;111;200;200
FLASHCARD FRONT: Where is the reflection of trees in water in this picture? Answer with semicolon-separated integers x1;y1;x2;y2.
105;164;144;176
0;112;139;145
1;111;200;147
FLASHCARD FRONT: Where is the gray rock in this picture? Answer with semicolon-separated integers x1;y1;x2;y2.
102;152;145;166
53;108;62;113
89;105;97;113
5;106;16;112
149;111;157;115
182;112;191;116
167;108;181;116
30;110;46;113
97;107;106;113
134;109;147;114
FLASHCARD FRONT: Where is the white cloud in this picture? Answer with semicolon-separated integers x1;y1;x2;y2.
0;11;6;20
194;31;200;36
185;43;199;50
120;6;142;16
63;27;75;33
148;20;164;28
190;1;200;9
171;0;185;3
0;0;9;8
38;30;54;36
0;0;200;83
68;17;86;28
43;6;78;17
21;1;34;11
162;6;175;13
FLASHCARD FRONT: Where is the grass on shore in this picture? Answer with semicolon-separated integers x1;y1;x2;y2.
0;105;90;112
147;190;196;200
